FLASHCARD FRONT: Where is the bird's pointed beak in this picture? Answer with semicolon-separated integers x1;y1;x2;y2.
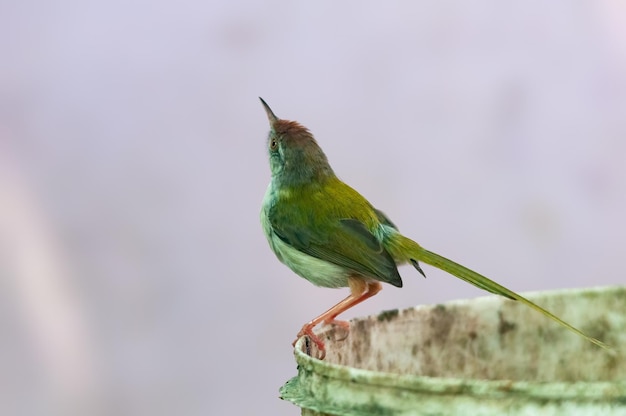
259;97;278;126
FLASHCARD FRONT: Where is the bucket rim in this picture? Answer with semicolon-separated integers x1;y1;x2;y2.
293;285;626;401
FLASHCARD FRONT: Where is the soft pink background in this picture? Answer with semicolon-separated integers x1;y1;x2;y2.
1;2;625;415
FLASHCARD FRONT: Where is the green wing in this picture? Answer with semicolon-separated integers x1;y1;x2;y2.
374;208;398;230
269;208;403;287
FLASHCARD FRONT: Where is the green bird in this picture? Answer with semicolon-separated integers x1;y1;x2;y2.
259;98;609;359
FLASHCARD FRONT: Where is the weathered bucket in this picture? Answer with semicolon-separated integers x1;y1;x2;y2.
280;286;625;415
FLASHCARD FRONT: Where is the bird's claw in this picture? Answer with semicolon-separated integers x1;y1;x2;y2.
292;319;353;359
293;325;326;359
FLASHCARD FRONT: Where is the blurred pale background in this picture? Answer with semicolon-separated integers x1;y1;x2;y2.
1;1;625;415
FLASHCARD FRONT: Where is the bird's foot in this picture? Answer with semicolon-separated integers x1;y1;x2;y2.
292;320;352;360
293;324;326;360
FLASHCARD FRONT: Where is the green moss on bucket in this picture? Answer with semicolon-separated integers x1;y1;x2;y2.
281;286;626;416
377;309;399;322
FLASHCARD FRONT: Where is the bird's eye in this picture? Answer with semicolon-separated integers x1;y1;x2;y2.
269;138;278;150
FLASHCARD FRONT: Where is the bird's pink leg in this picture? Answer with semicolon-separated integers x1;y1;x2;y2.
294;278;382;359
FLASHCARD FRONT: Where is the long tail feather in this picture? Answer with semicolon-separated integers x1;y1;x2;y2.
411;245;611;350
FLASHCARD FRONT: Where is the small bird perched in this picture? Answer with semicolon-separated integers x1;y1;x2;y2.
259;98;609;359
